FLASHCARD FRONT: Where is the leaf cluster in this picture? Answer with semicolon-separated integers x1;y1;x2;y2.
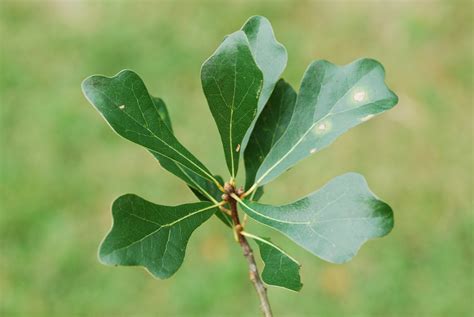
82;16;398;291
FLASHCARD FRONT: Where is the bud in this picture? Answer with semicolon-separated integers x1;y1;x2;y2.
235;224;243;232
224;182;233;193
236;187;245;197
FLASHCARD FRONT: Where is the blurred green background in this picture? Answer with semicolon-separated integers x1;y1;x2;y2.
1;0;472;316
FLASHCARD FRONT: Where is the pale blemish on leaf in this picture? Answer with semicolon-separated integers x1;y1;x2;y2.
353;90;366;102
313;121;331;135
119;104;125;110
253;59;398;187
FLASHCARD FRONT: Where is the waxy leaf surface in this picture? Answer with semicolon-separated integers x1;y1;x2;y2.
255;59;398;186
82;70;218;188
243;232;302;291
99;194;217;279
201;31;263;177
237;173;394;264
240;15;287;151
244;79;296;192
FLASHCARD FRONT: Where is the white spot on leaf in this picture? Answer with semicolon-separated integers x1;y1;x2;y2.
310;148;317;154
313;120;331;135
353;90;366;102
119;105;125;110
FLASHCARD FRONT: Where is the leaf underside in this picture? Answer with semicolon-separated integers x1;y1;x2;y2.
254;58;399;187
99;194;217;279
238;173;394;264
201;31;263;177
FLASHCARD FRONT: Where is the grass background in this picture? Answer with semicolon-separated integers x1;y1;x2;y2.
1;0;472;316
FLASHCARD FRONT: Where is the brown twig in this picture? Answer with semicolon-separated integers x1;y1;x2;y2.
225;184;273;317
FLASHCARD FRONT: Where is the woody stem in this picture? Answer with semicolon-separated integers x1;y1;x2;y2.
227;188;272;317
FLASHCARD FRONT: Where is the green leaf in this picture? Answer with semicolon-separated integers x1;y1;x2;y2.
240;16;288;151
253;59;398;187
242;232;302;291
82;70;219;188
244;79;297;193
201;31;263;177
236;173;394;264
99;194;218;279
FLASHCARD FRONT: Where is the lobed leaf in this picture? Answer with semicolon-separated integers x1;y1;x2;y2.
201;31;263;177
242;232;302;291
254;59;398;187
82;70;220;191
236;173;394;264
240;15;288;151
244;79;297;195
99;194;218;279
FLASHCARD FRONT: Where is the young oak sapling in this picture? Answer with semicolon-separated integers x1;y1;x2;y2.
82;16;398;317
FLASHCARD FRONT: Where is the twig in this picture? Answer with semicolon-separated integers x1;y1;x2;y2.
227;190;273;317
